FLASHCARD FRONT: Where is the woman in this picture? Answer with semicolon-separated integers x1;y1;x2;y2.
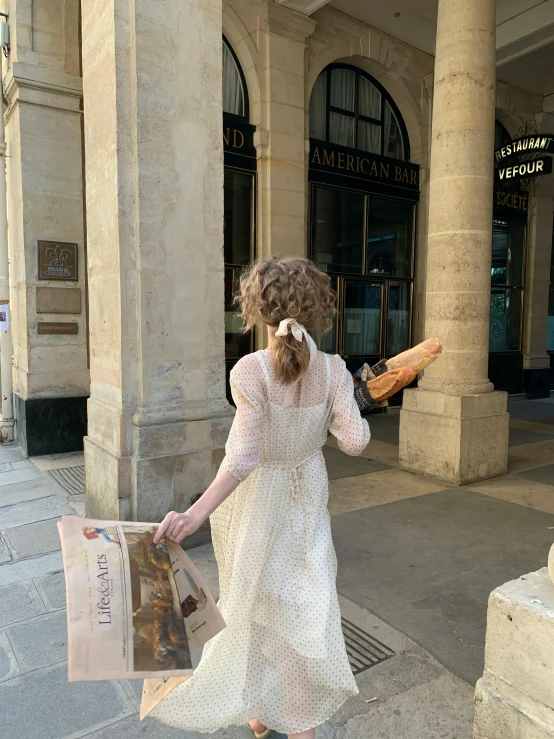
153;257;370;738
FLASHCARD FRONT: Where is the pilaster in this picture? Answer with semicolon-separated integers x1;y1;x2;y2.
4;41;88;454
81;0;233;528
257;3;316;259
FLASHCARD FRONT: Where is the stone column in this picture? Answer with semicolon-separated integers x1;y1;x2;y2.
81;0;233;533
522;174;554;399
399;0;509;485
474;569;554;739
257;3;316;260
4;0;88;456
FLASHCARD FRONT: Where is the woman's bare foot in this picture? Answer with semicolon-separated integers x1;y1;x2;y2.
248;719;267;733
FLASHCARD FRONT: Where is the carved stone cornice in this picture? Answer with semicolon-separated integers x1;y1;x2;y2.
275;0;330;16
3;61;83;120
261;2;317;43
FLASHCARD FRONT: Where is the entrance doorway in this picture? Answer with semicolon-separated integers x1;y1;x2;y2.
308;64;419;392
310;183;415;381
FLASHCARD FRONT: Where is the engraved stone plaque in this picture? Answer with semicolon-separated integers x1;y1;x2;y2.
38;241;78;281
36;287;81;315
37;322;78;335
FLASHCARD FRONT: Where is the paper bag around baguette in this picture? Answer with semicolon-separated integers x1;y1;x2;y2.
366;366;417;402
383;338;442;374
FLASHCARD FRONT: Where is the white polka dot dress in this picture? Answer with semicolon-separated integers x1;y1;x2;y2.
151;350;370;735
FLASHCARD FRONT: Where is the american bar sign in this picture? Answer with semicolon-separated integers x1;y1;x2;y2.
309;139;419;191
223;114;256;171
494;134;554;183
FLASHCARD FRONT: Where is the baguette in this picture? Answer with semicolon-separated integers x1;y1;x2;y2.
366;366;417;402
382;338;442;374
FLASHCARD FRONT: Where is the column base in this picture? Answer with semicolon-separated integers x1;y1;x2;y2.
475;678;554;739
84;404;233;549
473;568;554;739
399;388;509;485
14;393;88;457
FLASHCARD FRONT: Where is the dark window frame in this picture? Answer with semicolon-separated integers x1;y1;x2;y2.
310;182;416;280
223;36;249;121
309;182;415;360
222;38;256;395
313;63;410;161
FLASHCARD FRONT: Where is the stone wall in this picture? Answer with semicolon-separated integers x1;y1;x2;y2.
3;0;88;454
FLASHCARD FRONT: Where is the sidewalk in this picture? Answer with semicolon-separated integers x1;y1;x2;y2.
0;395;553;738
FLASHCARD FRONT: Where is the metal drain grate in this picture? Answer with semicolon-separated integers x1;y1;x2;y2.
49;465;85;495
342;617;395;675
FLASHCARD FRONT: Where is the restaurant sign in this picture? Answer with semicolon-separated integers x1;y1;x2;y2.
494;134;554;184
495;135;554;164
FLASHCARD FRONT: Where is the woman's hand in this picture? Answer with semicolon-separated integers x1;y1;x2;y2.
153;469;241;546
153;510;201;545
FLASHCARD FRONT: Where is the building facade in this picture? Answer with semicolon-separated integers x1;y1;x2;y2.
1;0;553;508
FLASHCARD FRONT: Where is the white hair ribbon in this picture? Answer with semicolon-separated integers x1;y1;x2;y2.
275;318;318;407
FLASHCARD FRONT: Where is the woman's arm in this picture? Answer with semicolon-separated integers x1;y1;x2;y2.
153;467;240;544
329;356;370;456
154;355;264;545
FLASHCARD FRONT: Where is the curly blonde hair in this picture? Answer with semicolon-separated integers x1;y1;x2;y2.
235;256;336;385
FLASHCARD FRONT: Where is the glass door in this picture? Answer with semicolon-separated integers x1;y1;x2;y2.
309;183;415;375
224;168;255;403
341;279;384;366
488;218;525;393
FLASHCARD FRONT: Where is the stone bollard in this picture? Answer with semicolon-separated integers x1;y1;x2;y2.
473;567;554;738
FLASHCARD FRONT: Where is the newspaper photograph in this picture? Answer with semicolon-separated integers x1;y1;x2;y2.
58;516;225;682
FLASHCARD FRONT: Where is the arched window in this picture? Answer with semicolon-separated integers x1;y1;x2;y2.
310;64;409;160
221;37;255;405
223;37;248;119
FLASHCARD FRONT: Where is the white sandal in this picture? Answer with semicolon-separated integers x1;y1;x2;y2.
247;722;271;738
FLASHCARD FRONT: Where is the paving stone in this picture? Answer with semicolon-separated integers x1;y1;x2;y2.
30;452;84;472
34;570;66;611
2;517;62;559
515;463;554;486
509;428;554;447
0;495;72;530
0;581;45;626
0;533;10;564
0;446;25;463
0;663;135;739
7;610;67;671
0;467;42;487
323;446;390;480
68;499;86;516
82;714;271;739
333;488;554;685
9;460;35;470
508;399;554;424
0;551;63;587
0;630;20;683
0;476;66;508
334;670;473;739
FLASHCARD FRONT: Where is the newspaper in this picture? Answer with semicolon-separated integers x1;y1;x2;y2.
58;516;225;684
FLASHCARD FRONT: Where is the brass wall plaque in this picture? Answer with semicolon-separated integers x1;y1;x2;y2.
37;322;78;335
38;241;78;281
36;287;81;315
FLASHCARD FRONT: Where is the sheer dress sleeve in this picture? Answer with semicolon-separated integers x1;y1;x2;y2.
223;355;266;482
328;356;370;456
